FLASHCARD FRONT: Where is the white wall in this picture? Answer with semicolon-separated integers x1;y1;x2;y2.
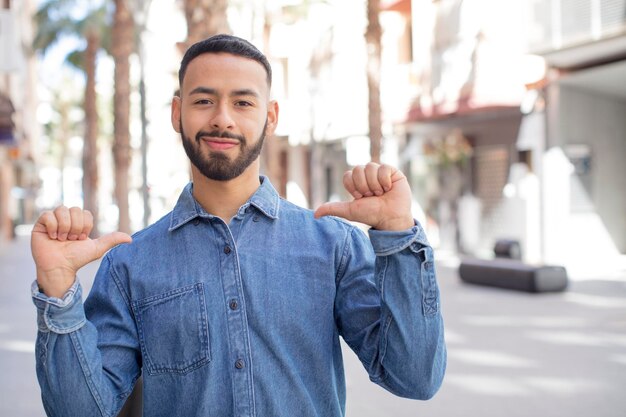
544;82;626;274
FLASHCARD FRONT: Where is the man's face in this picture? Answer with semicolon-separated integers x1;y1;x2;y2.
172;52;278;182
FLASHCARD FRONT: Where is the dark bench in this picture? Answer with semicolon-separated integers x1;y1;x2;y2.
459;258;568;293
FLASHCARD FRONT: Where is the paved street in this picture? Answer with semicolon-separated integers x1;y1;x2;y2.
1;234;625;416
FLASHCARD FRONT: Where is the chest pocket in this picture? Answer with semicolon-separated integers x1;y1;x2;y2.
132;282;211;375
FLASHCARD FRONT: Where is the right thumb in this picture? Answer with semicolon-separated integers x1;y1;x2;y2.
93;232;132;258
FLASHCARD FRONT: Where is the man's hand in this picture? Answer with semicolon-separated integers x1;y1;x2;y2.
314;163;414;231
31;206;132;298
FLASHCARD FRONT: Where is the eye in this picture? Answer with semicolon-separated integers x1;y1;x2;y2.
235;100;253;107
194;99;212;105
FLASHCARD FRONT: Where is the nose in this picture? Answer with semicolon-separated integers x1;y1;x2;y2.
210;103;235;131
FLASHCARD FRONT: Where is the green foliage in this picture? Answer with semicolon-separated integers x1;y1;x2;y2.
32;0;112;71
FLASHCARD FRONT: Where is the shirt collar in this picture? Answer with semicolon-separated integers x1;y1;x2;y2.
168;176;280;231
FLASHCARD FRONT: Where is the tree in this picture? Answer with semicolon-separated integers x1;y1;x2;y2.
111;0;135;234
33;0;109;236
41;78;83;206
365;0;383;163
178;0;230;53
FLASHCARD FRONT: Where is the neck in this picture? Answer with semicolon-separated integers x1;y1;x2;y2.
191;164;261;222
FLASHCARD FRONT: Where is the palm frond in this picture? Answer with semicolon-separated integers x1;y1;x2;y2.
66;50;85;71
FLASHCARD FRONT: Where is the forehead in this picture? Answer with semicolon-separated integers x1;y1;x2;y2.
182;52;269;97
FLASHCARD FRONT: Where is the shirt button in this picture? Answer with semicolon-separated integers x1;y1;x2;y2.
252;216;260;222
193;219;200;226
229;299;238;310
224;246;231;254
235;359;245;369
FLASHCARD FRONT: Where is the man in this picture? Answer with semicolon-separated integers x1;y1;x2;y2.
31;34;445;416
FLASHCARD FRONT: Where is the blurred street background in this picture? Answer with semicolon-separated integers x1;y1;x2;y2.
1;0;625;415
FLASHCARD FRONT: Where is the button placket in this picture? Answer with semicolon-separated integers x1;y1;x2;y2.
214;221;254;415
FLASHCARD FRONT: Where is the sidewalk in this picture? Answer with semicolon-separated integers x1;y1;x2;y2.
342;256;626;417
0;235;45;417
2;235;625;416
0;235;100;417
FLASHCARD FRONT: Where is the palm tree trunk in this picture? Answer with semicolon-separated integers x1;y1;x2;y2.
179;0;230;51
365;0;383;163
83;30;99;236
58;99;70;205
112;0;134;233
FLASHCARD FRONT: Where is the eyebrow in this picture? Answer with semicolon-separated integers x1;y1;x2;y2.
188;86;259;98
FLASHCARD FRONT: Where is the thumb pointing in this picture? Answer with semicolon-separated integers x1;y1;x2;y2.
314;201;353;221
93;232;132;259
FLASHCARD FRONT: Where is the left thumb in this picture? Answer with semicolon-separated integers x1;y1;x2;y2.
314;202;353;220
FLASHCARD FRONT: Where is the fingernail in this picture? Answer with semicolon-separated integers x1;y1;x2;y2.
353;192;363;199
364;192;373;197
59;233;68;241
50;232;57;239
374;190;383;196
79;233;87;240
68;234;78;240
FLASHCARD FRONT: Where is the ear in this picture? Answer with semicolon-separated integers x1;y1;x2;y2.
264;100;279;137
171;95;181;133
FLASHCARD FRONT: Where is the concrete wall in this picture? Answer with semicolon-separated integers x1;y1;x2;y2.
551;85;626;256
561;86;626;253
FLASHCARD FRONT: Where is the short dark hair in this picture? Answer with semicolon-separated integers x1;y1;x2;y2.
178;34;272;89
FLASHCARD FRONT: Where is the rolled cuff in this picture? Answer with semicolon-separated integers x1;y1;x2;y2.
368;219;431;256
31;280;86;334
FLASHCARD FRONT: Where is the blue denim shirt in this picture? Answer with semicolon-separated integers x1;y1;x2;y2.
32;177;446;417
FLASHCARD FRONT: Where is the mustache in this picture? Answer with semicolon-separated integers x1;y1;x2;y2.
196;130;245;143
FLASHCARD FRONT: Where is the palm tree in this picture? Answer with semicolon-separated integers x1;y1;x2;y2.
178;0;230;53
33;0;109;236
41;79;82;206
111;0;135;234
365;0;383;163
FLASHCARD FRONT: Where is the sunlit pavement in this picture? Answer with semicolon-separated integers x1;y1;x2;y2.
343;254;626;417
2;235;625;417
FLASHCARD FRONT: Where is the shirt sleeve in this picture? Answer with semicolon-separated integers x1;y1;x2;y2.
31;255;140;417
334;220;446;400
31;279;87;334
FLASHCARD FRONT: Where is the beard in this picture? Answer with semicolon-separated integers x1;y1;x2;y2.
180;119;267;182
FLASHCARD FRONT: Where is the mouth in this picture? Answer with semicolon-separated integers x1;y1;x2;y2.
200;136;239;151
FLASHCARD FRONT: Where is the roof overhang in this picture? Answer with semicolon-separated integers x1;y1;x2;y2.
537;32;626;70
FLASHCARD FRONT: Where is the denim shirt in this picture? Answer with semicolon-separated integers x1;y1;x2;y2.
32;177;446;417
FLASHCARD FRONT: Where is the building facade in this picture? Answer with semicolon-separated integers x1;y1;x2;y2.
529;0;626;275
0;0;38;244
391;0;626;276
